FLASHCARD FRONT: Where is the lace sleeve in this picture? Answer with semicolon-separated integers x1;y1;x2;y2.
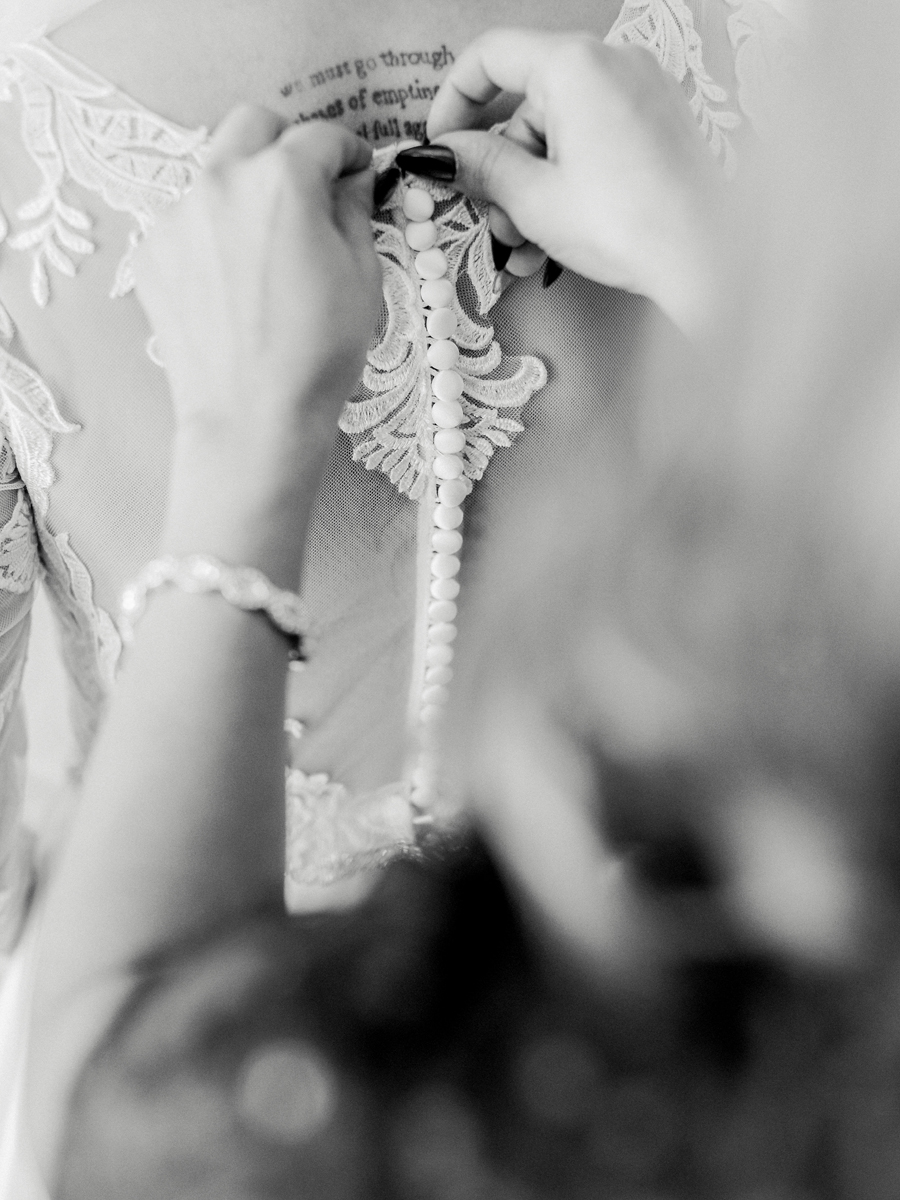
0;436;40;952
725;0;801;139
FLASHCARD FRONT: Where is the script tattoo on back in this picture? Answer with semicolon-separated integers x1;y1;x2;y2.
279;44;455;143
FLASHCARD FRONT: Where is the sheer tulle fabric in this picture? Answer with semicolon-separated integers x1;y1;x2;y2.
0;3;799;1196
0;0;797;930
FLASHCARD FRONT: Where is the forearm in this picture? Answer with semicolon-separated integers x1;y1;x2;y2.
37;581;290;998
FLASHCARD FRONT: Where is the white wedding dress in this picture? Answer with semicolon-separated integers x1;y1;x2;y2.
0;0;795;1194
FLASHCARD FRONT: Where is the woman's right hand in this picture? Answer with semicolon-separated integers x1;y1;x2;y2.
419;30;724;335
135;106;383;583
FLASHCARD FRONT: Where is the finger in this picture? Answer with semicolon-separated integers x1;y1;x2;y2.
429;128;551;239
488;205;525;249
504;98;547;156
278;122;373;189
333;168;378;261
427;28;559;139
506;242;546;278
205;104;288;169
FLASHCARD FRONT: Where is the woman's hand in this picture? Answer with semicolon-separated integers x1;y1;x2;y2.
411;30;724;334
135;106;382;583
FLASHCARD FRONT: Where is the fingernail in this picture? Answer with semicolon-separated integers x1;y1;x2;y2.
373;166;401;208
542;258;563;288
395;144;456;182
491;235;512;272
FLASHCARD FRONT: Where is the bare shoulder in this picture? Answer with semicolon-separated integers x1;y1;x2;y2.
49;0;315;129
47;0;627;142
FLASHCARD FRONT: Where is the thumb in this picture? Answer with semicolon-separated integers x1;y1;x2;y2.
434;129;552;236
334;168;380;283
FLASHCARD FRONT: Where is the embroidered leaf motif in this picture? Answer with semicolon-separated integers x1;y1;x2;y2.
40;530;122;767
607;0;741;176
1;39;206;306
340;161;548;501
726;0;799;138
0;489;40;595
0;344;79;518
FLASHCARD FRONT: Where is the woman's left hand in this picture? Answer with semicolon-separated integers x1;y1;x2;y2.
402;29;725;334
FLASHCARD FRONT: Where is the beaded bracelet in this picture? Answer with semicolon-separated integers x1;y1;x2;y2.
118;554;310;660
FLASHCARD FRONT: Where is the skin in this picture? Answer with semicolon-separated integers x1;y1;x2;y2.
26;110;382;1186
425;30;726;334
15;9;743;1187
50;0;627;136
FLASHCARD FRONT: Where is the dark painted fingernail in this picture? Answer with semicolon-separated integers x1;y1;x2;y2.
395;144;456;182
542;258;564;288
373;166;401;208
491;235;512;272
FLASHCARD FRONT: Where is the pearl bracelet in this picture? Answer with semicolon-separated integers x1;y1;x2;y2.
118;554;310;659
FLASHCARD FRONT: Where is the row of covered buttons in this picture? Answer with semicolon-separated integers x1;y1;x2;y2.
402;182;472;803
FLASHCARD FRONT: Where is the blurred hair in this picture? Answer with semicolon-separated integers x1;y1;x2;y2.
58;840;900;1200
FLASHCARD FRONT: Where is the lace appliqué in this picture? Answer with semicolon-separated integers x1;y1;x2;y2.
0;38;207;306
40;530;121;772
286;768;418;886
607;0;741;176
726;0;800;139
0;443;39;597
0;825;36;954
0;340;79;519
340;154;547;501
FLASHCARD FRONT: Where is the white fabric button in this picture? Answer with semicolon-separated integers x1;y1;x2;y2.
426;308;458;339
405;220;437;251
432;370;464;403
437;478;468;505
433;504;463;530
415;248;448;279
428;600;457;623
431;529;463;554
433;454;463;480
420;704;444;725
421;278;454;309
431;554;461;578
428;622;458;644
425;642;454;666
432;399;464;428
423;684;450;706
425;665;453;685
430;578;460;600
403;187;435;221
434;428;466;455
427;339;460;370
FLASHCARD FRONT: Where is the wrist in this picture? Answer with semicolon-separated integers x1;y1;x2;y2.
162;444;323;592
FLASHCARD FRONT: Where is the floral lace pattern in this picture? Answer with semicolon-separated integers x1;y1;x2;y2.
0;444;38;598
286;768;418;886
0;38;207;305
0;341;79;519
0;497;37;597
340;157;547;501
40;530;120;768
726;0;799;138
0;11;747;885
606;0;741;176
